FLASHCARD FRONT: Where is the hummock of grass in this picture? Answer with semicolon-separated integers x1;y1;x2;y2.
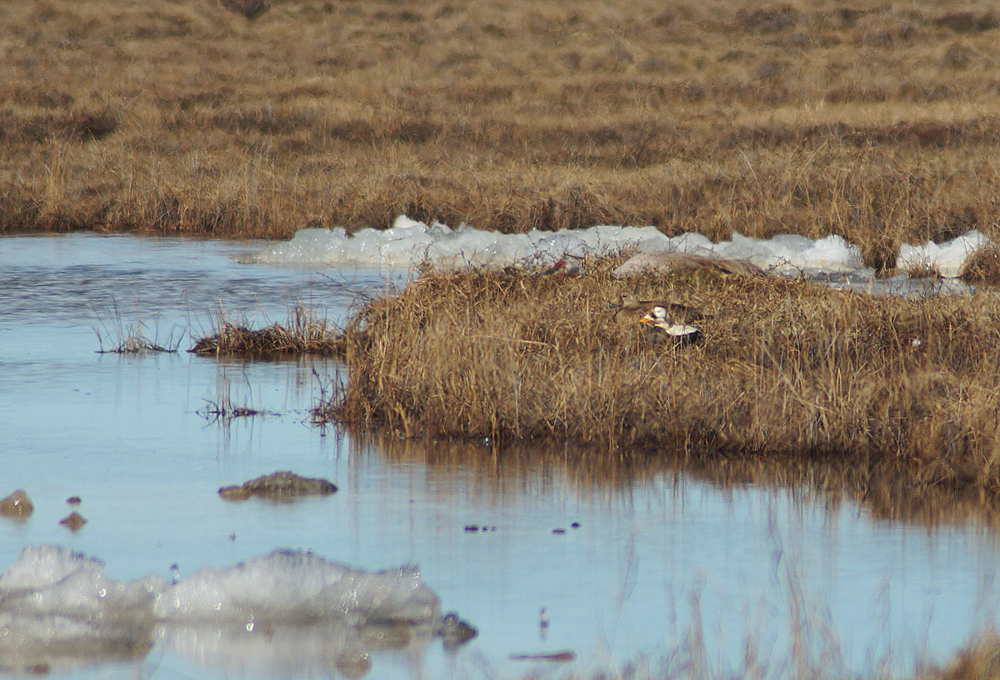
190;308;345;357
317;259;1000;495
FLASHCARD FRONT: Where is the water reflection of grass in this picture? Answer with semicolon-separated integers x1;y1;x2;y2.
316;261;1000;504
362;433;1000;680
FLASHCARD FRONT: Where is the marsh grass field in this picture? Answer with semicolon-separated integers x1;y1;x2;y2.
3;0;1000;274
314;261;1000;501
11;0;1000;676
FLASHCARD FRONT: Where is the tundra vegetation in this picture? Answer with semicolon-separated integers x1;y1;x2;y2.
316;260;1000;517
3;0;1000;275
12;0;1000;674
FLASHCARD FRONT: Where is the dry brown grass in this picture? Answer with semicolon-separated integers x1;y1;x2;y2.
927;633;1000;680
4;0;1000;271
190;307;344;357
317;260;1000;495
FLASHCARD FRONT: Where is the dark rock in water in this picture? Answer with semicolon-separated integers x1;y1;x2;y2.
219;471;338;501
0;489;34;518
436;612;478;650
552;528;566;534
464;525;479;532
59;511;87;531
66;495;82;505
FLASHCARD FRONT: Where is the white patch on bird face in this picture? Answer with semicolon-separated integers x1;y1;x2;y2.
639;306;698;337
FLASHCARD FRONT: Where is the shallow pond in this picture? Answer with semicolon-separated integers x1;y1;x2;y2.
1;234;998;679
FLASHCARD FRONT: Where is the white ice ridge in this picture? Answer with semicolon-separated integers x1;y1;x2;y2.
897;230;990;278
0;546;450;675
246;215;991;279
0;545;438;626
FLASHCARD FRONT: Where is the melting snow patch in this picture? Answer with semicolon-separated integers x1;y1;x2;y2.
897;230;989;278
246;215;990;282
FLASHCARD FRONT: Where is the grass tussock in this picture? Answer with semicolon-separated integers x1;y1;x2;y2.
5;0;1000;270
190;307;345;357
318;261;1000;495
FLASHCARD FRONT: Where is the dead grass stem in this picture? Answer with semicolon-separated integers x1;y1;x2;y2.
93;306;184;354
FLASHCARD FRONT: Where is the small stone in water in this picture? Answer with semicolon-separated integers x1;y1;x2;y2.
219;471;338;501
59;512;87;531
66;496;82;505
0;489;34;518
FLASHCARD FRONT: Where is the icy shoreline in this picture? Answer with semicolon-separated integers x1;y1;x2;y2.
247;215;990;281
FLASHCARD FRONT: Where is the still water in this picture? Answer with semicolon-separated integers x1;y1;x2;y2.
1;234;998;679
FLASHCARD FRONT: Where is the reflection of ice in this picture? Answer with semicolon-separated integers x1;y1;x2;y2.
248;216;990;282
0;546;449;677
158;619;421;678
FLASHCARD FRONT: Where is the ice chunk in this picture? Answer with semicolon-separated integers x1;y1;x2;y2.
0;546;454;675
898;230;989;278
0;545;162;621
154;549;440;626
243;214;986;285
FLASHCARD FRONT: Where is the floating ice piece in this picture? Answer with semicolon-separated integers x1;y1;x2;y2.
0;546;457;675
897;230;990;278
154;548;438;625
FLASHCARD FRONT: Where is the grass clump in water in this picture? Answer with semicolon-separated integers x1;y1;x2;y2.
94;310;183;355
317;259;1000;496
190;307;346;358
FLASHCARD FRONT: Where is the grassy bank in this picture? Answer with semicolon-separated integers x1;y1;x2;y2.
317;261;1000;495
4;0;1000;270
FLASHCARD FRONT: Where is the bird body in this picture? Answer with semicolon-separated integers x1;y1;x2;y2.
612;293;703;328
639;305;702;342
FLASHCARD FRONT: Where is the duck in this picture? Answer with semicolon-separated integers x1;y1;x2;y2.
639;305;702;342
612;292;703;328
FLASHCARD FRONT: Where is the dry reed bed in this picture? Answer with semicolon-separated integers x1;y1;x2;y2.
319;263;1000;494
5;0;1000;271
190;309;344;357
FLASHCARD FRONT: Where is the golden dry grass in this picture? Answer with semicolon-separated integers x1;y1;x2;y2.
317;261;1000;497
190;307;344;357
927;633;1000;680
4;0;1000;271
